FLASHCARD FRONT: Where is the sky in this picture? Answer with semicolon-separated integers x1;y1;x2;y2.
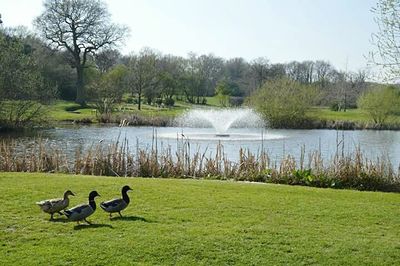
0;0;379;72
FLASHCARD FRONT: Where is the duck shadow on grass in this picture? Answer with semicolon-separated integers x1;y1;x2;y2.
74;223;114;230
110;215;153;223
49;217;68;223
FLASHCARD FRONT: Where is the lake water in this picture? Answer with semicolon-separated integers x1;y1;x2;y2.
2;125;400;166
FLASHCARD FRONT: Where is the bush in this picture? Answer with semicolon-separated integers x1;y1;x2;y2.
126;97;134;104
164;97;175;107
229;97;244;107
330;102;340;111
155;98;163;106
357;85;400;125
249;78;319;128
0;101;46;130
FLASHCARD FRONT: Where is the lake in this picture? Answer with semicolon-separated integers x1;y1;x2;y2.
2;125;400;166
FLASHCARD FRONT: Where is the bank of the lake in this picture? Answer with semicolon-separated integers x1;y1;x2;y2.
0;172;399;265
42;101;400;130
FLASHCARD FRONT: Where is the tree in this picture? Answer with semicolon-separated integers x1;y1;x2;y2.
0;27;56;102
126;49;159;110
285;61;314;84
86;64;128;120
357;85;400;125
197;54;224;97
224;57;250;95
249;78;319;128
215;80;231;107
158;55;185;103
95;49;121;73
0;28;53;128
370;0;400;79
34;0;128;105
250;57;269;90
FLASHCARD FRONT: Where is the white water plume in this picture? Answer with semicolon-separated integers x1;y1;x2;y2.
174;108;265;134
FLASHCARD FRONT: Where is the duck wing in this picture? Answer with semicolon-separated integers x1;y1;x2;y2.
36;198;65;212
100;198;127;213
64;204;94;221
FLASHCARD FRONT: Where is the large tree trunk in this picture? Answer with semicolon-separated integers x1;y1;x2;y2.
75;66;85;106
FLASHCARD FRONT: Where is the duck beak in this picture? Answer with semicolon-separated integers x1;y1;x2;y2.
71;192;75;196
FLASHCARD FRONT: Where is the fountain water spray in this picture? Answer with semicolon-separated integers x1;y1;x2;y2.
175;108;265;137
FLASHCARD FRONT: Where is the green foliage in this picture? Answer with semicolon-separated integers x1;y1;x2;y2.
215;80;231;107
1;173;399;265
215;80;244;107
357;85;400;125
0;30;52;101
164;97;175;107
249;78;319;127
0;101;45;129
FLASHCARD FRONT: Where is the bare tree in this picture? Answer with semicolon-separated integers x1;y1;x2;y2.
370;0;400;79
34;0;128;105
95;49;122;73
250;57;269;90
126;48;159;110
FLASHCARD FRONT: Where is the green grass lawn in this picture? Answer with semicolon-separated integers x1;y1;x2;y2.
47;99;400;127
308;107;400;124
47;101;96;121
46;100;191;122
308;107;371;122
45;97;225;123
0;173;399;265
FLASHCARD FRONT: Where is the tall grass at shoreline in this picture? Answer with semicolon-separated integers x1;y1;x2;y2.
0;136;399;192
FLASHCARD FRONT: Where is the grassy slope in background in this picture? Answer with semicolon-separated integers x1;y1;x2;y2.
0;172;399;265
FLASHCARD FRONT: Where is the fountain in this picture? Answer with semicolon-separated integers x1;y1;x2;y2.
161;108;284;141
175;108;264;137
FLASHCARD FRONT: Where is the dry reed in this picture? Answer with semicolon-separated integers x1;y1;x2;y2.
0;136;399;192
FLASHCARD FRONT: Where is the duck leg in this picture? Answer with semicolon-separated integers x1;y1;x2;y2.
84;218;92;225
50;213;54;220
109;213;112;219
118;211;123;218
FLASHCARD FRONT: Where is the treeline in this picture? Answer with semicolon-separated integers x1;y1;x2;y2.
0;26;371;109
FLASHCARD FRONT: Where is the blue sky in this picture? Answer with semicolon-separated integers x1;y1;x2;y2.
0;0;378;71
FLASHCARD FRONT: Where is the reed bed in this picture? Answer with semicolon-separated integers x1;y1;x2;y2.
0;137;399;192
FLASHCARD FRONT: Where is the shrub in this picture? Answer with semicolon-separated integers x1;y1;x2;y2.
126;97;134;104
0;101;46;130
229;97;244;107
249;78;320;128
357;85;400;126
164;97;175;107
155;98;163;106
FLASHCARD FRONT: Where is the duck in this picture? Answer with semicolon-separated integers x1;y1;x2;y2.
36;190;75;220
100;185;133;218
63;191;100;224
